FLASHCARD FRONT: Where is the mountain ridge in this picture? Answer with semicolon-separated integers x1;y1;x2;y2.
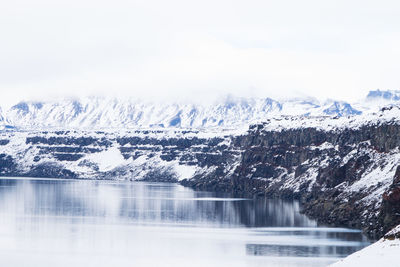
0;90;398;130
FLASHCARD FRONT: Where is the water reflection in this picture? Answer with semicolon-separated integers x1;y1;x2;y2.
0;178;370;267
246;244;365;257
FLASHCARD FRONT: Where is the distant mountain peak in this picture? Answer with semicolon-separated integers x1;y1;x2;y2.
366;89;400;101
323;101;362;116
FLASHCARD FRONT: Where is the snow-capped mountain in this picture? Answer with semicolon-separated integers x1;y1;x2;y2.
0;94;368;130
366;89;400;102
5;96;283;129
2;90;400;130
322;100;362;116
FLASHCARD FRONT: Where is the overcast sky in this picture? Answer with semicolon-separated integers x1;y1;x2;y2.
1;0;400;106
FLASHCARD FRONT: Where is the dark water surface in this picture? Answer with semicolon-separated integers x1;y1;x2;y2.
0;178;370;267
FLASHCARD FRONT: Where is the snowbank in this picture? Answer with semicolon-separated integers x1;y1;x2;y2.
330;225;400;266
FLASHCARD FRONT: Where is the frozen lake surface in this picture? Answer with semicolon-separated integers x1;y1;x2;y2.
0;178;370;267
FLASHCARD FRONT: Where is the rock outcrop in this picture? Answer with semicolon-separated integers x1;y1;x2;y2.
381;166;400;234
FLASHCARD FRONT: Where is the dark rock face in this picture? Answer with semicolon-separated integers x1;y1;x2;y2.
0;154;17;175
0;140;9;146
25;163;77;178
141;168;178;183
381;166;400;234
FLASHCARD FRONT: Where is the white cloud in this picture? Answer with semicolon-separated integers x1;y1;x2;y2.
1;0;400;106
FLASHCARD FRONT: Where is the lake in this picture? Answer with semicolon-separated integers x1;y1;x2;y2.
0;178;370;267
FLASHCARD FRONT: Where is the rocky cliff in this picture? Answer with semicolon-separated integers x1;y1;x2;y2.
0;129;240;183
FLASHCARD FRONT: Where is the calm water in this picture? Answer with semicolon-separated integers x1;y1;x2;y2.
0;178;370;267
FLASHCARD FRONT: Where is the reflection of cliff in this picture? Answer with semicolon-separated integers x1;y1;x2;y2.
231;199;316;228
246;243;366;258
0;179;316;228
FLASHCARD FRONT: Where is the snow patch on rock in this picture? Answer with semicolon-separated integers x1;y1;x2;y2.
84;147;128;172
173;164;197;181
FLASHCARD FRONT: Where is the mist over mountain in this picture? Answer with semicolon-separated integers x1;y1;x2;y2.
0;90;398;130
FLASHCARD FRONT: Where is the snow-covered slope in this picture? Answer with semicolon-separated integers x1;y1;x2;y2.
1;95;365;130
330;225;400;266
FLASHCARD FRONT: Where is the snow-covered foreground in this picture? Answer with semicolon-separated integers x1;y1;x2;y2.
330;225;400;266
